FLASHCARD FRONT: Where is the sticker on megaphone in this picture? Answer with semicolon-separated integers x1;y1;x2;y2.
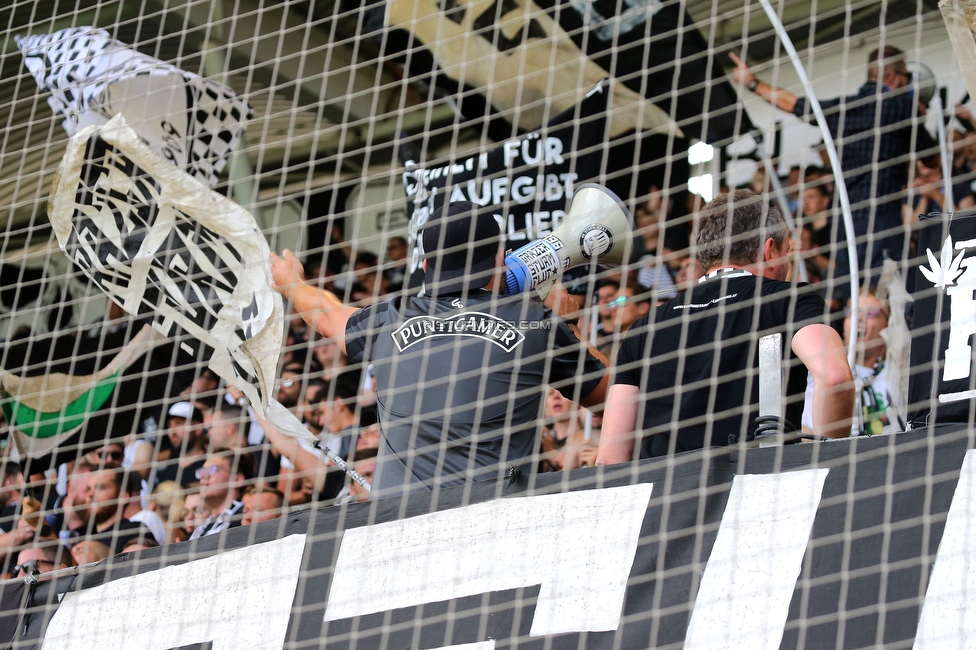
504;184;632;295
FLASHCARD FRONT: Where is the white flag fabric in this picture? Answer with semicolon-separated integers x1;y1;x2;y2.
18;26;250;187
48;114;315;446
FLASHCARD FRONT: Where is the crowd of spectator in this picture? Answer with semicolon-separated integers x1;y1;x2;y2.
0;44;967;583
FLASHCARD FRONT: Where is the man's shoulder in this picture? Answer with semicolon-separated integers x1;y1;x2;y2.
346;299;397;329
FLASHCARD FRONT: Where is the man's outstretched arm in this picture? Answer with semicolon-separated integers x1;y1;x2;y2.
792;324;855;438
595;384;641;465
270;250;359;354
729;52;799;114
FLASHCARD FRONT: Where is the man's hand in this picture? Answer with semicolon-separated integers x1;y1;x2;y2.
544;283;582;320
270;249;306;300
728;52;755;87
14;517;35;545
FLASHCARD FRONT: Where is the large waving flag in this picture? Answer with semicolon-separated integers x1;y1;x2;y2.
17;26;251;187
47;114;316;448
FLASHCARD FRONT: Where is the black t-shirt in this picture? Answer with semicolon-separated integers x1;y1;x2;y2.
89;518;153;556
0;502;18;534
345;290;605;495
615;271;826;457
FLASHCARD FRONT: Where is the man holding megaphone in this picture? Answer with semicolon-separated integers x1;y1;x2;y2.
271;195;617;497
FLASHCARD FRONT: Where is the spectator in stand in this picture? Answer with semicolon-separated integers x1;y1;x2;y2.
13;543;74;580
539;389;600;471
209;403;281;481
181;489;208;539
120;472;166;545
333;448;377;505
905;158;946;216
610;285;652;334
351;251;385;298
384;236;408;291
730;46;937;298
803;287;903;435
188;450;254;539
309;331;352;382
785;165;803;216
48;457;98;546
87;441;125;470
800;182;834;284
353;406;380;452
264;376;360;501
590;279;620;358
154;402;208;488
297;378;328;438
276;364;304;409
634;188;679;302
83;468;156;554
240;486;286;526
674;256;704;292
122;537;160;553
147;481;187;544
0;462;34;565
70;539;111;565
539;389;574;471
180;368;221;412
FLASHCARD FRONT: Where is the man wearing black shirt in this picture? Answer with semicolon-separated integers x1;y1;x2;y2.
271;202;608;496
598;191;854;462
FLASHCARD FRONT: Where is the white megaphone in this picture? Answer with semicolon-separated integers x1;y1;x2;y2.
503;183;633;295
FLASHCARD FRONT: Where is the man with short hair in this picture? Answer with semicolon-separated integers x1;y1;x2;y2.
276;364;304;409
598;191;855;463
155;401;208;488
263;376;359;500
240;486;285;526
730;46;936;297
209;403;280;480
188;451;253;539
13;543;73;580
610;286;652;334
334;448;377;505
84;468;155;554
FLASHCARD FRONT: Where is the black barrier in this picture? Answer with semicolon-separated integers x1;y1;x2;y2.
2;426;974;649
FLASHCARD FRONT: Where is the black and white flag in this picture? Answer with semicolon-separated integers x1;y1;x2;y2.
18;26;251;187
48;114;312;444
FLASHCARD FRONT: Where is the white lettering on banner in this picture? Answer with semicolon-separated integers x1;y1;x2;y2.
42;535;306;650
323;484;653;636
919;236;976;398
684;469;829;650
425;643;495;650
913;450;976;649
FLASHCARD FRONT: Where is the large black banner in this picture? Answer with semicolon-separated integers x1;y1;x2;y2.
909;210;976;427
5;428;975;648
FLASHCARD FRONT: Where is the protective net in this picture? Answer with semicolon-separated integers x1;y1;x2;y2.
0;0;974;648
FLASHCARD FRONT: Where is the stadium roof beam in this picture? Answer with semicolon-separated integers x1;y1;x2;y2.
133;0;409;125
